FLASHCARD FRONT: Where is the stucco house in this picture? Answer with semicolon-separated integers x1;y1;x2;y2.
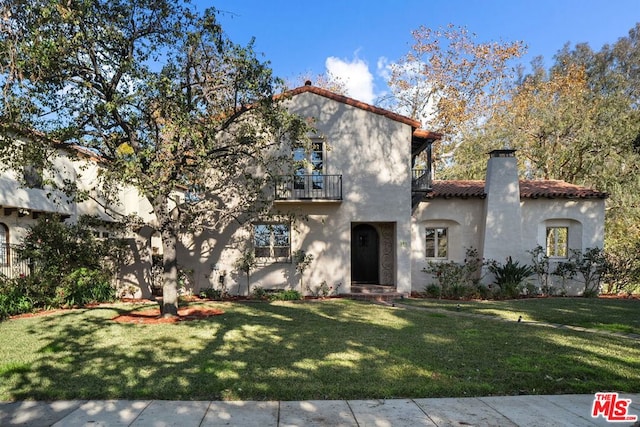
1;85;607;296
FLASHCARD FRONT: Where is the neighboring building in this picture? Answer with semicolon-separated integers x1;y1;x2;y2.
1;85;607;296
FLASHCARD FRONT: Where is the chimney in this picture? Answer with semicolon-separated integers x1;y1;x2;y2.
481;149;524;266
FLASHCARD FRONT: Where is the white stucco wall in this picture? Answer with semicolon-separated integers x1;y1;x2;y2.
0;148;76;217
411;198;485;292
181;90;415;296
521;198;605;295
410;194;606;295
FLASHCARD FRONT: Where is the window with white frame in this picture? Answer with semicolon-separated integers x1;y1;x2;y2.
254;223;290;260
546;227;568;258
425;227;448;258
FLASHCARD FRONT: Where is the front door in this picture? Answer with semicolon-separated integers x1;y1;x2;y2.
351;224;379;284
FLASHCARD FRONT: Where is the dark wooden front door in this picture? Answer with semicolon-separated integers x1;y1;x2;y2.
351;224;379;284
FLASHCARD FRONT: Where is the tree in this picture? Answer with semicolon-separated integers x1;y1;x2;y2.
0;0;310;316
464;25;640;276
380;24;525;171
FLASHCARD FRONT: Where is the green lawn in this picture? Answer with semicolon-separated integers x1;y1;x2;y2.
399;297;640;335
0;299;638;401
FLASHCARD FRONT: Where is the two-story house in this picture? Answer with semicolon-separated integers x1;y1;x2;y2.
164;84;606;297
2;84;607;296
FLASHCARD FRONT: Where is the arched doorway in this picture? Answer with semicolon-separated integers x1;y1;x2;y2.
351;224;379;284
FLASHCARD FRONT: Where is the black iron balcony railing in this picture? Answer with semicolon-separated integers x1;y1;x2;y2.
275;174;343;201
412;168;432;191
0;244;30;278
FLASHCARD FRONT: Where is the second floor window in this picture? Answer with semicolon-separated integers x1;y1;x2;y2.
23;165;43;188
546;227;568;258
426;227;447;258
293;140;324;190
254;223;290;260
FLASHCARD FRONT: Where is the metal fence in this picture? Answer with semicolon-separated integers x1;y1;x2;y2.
0;244;30;278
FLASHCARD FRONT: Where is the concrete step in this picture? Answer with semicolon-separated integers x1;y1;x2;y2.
351;284;399;294
345;292;406;302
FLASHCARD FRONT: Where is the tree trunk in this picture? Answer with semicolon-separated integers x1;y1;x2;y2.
160;229;179;317
152;193;180;318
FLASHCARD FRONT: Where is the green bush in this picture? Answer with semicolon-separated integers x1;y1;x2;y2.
0;276;35;319
268;290;302;301
422;248;484;299
200;288;223;300
5;215;129;312
54;268;115;308
488;257;534;299
250;286;268;300
424;284;442;298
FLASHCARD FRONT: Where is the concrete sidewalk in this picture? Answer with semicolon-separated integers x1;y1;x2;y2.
1;394;638;427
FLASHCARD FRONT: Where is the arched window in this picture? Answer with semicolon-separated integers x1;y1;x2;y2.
0;223;8;265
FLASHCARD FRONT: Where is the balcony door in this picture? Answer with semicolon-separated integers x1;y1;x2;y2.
351;224;379;284
293;140;324;198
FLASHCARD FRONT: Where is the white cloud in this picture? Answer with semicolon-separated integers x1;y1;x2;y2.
376;56;392;81
325;55;375;104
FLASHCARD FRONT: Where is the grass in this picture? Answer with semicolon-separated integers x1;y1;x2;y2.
399;297;640;335
0;299;638;401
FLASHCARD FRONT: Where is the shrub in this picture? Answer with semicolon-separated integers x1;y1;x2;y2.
306;280;339;298
423;284;442;298
268;290;301;301
293;250;314;291
54;268;115;307
572;248;608;297
422;248;484;299
200;288;224;300
553;248;608;297
603;243;640;295
0;276;34;319
488;257;534;299
234;250;256;296
250;286;268;300
13;215;129;307
528;245;552;295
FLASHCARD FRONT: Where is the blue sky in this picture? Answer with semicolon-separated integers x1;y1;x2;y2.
198;0;640;103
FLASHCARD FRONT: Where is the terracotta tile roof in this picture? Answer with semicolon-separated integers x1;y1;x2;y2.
519;180;608;199
427;180;607;199
429;180;486;198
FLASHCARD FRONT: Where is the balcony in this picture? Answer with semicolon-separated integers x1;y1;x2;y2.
412;168;432;192
275;174;342;201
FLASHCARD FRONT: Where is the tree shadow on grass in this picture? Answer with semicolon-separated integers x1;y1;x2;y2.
1;300;639;401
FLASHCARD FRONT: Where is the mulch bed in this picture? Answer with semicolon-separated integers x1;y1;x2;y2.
111;306;225;324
